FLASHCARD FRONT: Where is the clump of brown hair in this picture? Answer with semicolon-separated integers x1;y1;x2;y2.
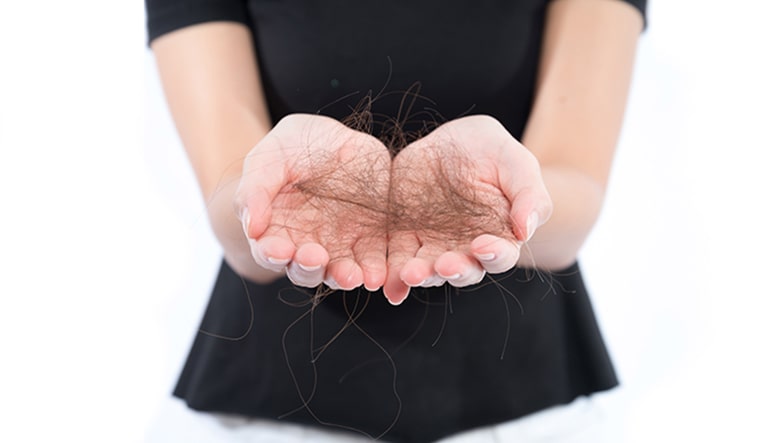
290;87;514;256
273;134;391;261
387;140;513;245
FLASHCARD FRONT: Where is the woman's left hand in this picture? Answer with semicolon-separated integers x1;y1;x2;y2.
383;115;553;305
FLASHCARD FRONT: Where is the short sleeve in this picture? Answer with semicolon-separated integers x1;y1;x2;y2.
145;0;251;45
615;0;648;29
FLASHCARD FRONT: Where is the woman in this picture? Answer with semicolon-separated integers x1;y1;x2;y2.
146;0;646;441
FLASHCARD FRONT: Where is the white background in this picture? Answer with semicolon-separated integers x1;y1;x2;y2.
1;1;776;442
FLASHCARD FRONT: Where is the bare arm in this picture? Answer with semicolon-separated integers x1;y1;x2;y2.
151;22;278;282
382;0;644;303
150;1;643;297
519;0;644;269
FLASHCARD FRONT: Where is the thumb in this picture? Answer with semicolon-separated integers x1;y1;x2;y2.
508;191;552;242
234;135;289;239
496;144;553;242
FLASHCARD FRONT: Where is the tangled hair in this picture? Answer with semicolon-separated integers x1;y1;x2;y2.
280;96;516;440
209;88;522;440
387;140;513;244
289;86;514;255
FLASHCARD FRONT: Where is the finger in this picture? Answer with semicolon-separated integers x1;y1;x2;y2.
495;146;553;242
251;236;296;272
434;251;487;288
398;242;446;287
419;275;446;288
352;235;388;292
470;234;521;274
325;258;364;291
399;257;436;287
236;189;274;240
234;141;289;240
384;231;420;305
286;243;329;288
511;190;552;242
509;199;549;243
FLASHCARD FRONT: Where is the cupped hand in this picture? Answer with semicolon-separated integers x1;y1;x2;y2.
383;115;553;305
235;114;391;291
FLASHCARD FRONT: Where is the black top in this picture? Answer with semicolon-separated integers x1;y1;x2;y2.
146;1;647;442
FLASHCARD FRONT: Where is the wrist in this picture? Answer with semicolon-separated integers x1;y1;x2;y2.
517;165;605;270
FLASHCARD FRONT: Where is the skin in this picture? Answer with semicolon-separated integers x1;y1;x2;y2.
384;116;552;304
236;114;392;292
151;0;643;305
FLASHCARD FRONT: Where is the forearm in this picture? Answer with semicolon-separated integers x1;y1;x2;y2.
152;22;280;283
515;0;643;270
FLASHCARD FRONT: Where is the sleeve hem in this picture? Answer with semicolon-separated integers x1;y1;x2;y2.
146;0;251;46
613;0;648;31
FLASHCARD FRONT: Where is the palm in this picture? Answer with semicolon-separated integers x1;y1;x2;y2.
239;114;391;291
238;114;550;302
384;116;551;304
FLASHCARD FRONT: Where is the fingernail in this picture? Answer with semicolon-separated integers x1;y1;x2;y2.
387;292;408;306
241;208;251;238
323;276;342;290
298;263;322;272
385;281;410;306
474;252;496;262
267;256;290;266
442;273;461;280
525;212;539;241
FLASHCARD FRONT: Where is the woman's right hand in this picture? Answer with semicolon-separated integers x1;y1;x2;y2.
234;114;391;291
